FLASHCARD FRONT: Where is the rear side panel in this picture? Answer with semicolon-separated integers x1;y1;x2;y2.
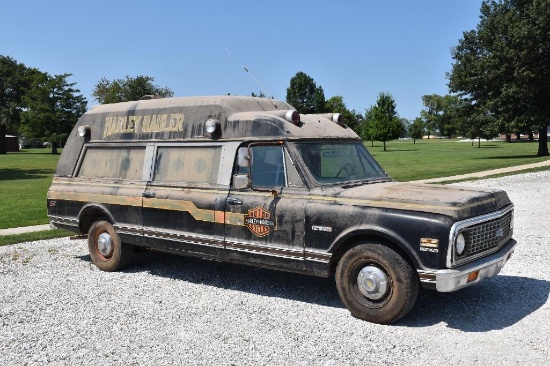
47;178;145;244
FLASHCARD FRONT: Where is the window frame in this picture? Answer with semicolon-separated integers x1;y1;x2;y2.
292;140;389;185
75;143;150;181
147;142;226;188
232;142;305;191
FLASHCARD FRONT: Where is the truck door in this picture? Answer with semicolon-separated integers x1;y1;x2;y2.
141;144;228;261
224;143;307;272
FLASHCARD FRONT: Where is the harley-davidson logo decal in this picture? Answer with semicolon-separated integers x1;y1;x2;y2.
244;206;276;237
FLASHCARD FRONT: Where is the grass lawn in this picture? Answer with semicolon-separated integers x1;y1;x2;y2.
0;148;61;229
367;139;550;181
0;229;72;247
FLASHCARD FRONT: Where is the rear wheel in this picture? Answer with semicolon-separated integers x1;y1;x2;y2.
88;220;132;271
336;243;418;324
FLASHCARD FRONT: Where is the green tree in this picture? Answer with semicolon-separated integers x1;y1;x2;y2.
420;94;462;138
286;71;326;113
92;75;173;104
360;109;375;146
365;92;402;151
454;101;499;147
448;0;550;156
408;117;425;144
21;73;87;154
420;95;437;138
399;118;409;138
0;55;35;154
325;96;362;134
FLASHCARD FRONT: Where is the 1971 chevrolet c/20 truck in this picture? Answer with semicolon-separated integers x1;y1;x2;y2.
47;96;516;324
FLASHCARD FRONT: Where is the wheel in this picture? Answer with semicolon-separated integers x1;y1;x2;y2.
88;220;132;272
335;243;418;324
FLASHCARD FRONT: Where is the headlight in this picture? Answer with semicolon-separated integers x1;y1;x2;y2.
455;233;466;256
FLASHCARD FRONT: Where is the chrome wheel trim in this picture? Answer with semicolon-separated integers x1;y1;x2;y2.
357;265;389;300
97;232;113;257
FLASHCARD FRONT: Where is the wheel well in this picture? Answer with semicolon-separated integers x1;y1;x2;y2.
78;206;111;234
328;234;415;276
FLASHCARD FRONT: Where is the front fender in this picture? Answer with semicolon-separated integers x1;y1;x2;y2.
328;225;422;270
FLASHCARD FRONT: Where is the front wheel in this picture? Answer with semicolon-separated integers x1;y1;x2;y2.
335;243;418;324
88;220;132;272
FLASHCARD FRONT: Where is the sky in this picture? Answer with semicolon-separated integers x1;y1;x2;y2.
1;0;484;120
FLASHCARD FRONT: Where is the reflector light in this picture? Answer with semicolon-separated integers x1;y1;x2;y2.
420;238;439;248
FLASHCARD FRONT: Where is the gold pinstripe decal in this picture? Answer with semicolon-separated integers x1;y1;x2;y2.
144;198;245;225
48;189;245;226
48;191;142;207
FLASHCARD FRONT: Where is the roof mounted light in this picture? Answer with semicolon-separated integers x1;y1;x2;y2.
77;125;91;141
332;113;345;126
284;110;301;125
205;118;220;138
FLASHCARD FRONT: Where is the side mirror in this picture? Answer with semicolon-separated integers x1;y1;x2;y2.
232;174;250;190
237;147;249;168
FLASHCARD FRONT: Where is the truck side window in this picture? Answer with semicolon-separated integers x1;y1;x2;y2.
153;146;221;184
78;147;145;180
284;151;304;188
250;145;285;188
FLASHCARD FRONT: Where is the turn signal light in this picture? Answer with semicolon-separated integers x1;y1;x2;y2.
467;271;480;283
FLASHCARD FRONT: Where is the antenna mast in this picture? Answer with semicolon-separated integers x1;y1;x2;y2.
225;48;278;109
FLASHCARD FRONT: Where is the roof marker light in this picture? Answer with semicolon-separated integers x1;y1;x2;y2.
77;125;91;141
205;119;220;138
284;110;301;125
332;113;345;126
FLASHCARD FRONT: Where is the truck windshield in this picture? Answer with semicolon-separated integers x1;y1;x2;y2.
294;142;389;184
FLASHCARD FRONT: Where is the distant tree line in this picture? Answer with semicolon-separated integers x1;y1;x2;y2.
448;0;550;156
0;56;87;154
0;58;174;154
285;71;363;133
92;75;173;104
2;0;548;156
285;0;550;156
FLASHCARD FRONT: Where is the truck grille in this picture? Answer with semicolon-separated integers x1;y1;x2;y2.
449;205;514;267
464;210;513;256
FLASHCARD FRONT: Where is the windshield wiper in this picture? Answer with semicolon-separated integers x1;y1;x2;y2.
339;177;392;188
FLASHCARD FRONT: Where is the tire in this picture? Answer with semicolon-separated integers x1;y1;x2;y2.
88;220;132;272
335;243;418;324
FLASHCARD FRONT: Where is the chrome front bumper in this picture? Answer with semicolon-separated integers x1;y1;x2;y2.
419;238;517;292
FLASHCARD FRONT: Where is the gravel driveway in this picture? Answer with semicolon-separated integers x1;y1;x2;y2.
1;172;549;365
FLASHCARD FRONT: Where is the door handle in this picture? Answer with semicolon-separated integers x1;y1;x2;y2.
226;197;242;205
142;191;156;198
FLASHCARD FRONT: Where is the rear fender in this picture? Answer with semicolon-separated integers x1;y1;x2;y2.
78;203;114;234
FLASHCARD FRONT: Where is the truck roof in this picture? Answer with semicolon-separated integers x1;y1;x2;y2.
81;95;359;141
55;96;359;176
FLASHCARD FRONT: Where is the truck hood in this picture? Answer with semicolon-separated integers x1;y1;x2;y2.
316;182;511;221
